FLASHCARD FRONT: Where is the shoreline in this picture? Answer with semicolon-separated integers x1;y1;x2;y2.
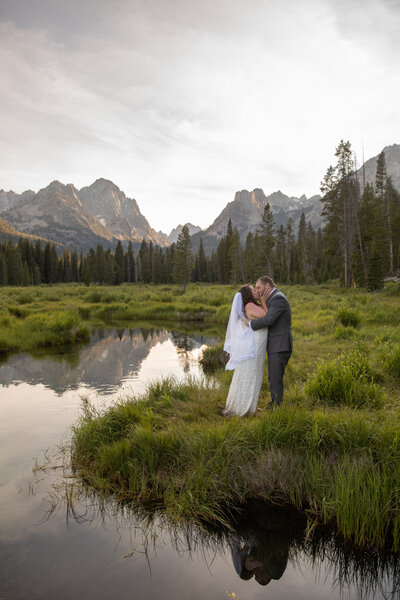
71;375;400;551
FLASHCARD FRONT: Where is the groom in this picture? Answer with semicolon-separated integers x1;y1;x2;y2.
245;276;292;409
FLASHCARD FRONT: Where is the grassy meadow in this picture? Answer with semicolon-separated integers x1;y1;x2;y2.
2;281;400;549
0;283;231;353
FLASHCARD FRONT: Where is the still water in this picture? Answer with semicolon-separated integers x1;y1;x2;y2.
0;327;399;600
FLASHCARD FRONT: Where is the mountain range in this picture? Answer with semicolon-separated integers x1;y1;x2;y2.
0;179;167;252
1;144;399;254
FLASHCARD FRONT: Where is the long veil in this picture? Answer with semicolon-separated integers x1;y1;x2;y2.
224;292;255;370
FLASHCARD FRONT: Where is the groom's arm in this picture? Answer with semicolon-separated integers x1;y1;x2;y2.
250;296;287;331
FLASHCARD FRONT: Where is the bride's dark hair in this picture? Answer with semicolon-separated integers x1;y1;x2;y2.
239;284;255;308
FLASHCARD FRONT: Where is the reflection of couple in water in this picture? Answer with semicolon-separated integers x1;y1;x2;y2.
229;533;288;586
230;539;287;585
228;501;299;587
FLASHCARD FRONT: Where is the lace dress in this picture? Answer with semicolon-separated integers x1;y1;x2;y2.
223;328;268;417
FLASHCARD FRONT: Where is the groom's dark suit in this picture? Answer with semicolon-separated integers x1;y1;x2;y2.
250;289;292;408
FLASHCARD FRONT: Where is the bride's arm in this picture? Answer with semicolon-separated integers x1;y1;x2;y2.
245;302;267;319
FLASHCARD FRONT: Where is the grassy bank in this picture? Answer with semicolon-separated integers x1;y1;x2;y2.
70;280;400;550
0;283;234;353
1;279;399;353
71;377;400;550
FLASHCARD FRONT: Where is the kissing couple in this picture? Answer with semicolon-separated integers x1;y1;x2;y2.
222;276;292;417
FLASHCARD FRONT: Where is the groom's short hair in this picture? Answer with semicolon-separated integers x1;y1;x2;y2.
258;276;275;287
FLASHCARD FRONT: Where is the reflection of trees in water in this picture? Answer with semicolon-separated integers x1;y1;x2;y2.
171;332;195;352
43;472;400;599
170;332;195;373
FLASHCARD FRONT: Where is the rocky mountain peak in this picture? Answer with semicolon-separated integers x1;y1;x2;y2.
79;179;168;246
357;143;400;192
168;223;202;244
38;180;83;208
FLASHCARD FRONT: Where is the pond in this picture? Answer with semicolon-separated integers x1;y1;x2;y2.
0;327;399;599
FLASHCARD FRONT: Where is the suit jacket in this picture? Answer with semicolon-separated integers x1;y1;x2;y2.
250;289;292;354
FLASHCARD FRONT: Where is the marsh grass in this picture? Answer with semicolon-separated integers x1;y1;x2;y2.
0;308;89;352
0;283;234;354
3;281;400;548
305;348;385;408
200;343;228;372
71;376;400;550
336;307;361;328
66;281;400;549
383;344;400;379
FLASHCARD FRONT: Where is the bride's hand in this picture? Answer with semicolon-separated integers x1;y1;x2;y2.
260;291;268;309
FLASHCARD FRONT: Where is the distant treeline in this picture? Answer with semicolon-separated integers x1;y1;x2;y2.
0;217;327;288
0;141;399;289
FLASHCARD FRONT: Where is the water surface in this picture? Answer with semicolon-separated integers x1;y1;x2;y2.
0;327;399;599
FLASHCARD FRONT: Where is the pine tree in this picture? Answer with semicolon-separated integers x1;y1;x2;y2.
196;237;207;282
71;250;79;282
243;232;257;282
228;227;243;284
367;252;384;291
321;140;357;286
256;203;275;277
126;241;135;283
139;239;151;283
63;249;73;283
274;225;287;282
104;248;115;284
376;152;394;276
95;245;106;284
285;218;295;283
114;241;125;284
0;251;8;285
297;212;308;283
173;225;193;291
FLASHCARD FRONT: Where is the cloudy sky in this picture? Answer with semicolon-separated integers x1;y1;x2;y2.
0;0;399;233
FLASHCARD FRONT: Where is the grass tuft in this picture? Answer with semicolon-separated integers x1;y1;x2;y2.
305;349;384;409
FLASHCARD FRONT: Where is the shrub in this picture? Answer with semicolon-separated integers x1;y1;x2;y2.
17;292;34;304
214;305;231;324
336;308;361;328
384;282;400;296
200;344;228;372
8;305;29;318
335;325;356;340
78;306;91;319
85;290;103;303
19;311;90;347
384;345;400;378
306;350;384;409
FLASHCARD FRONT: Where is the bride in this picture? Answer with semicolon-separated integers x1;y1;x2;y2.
223;284;268;417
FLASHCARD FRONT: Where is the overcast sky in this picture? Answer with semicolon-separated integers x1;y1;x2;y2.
0;0;399;233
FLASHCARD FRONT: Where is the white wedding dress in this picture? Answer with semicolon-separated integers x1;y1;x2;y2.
223;328;268;417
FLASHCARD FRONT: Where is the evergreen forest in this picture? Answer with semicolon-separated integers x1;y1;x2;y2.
1;141;399;290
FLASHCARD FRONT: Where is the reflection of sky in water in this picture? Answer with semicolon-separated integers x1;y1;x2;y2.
0;329;212;536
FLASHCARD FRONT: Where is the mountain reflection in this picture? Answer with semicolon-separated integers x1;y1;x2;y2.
0;328;219;396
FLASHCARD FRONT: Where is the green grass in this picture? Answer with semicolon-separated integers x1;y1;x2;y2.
0;308;89;352
3;280;400;548
71;377;400;549
0;283;236;354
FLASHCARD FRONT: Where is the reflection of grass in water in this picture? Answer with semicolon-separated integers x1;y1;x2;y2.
39;447;400;600
71;373;400;552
